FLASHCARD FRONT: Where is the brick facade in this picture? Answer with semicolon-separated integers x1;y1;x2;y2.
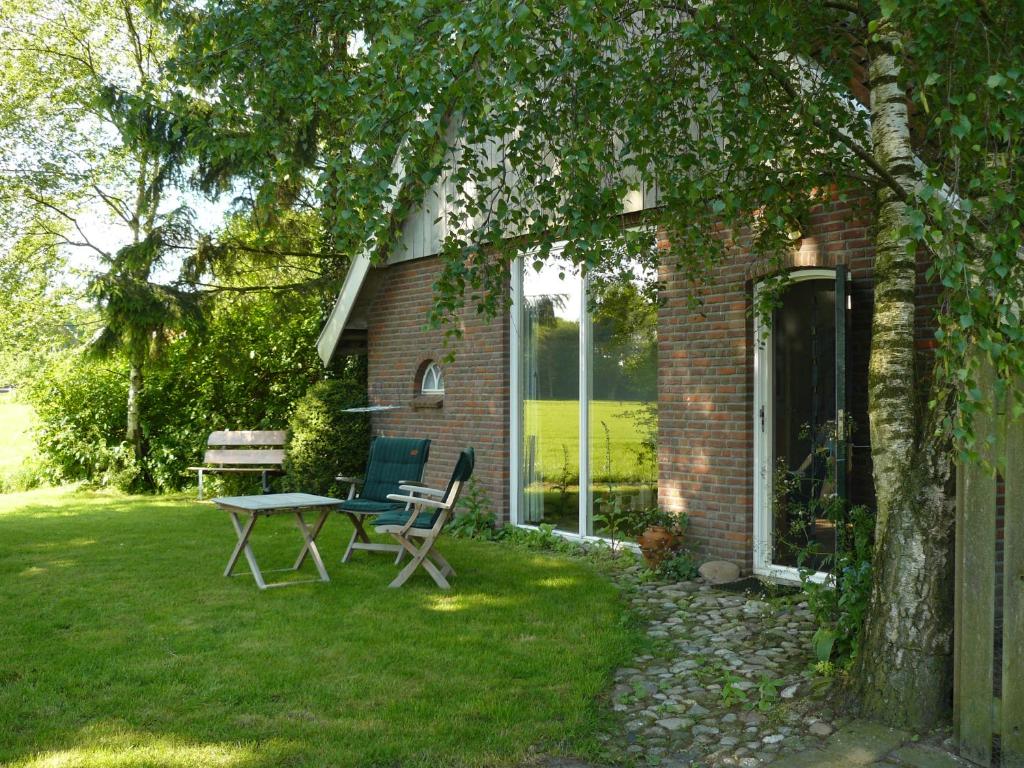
361;194;941;575
656;194;879;569
364;258;510;515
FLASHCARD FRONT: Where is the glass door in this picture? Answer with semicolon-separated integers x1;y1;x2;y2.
588;260;659;537
520;257;583;534
511;248;660;540
754;269;847;579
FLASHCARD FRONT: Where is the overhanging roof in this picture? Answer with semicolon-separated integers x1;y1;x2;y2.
316;250;372;365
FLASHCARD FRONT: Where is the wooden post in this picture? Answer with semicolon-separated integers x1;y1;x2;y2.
958;361;998;767
1003;387;1023;767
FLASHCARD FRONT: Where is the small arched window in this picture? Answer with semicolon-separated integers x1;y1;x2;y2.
420;361;445;395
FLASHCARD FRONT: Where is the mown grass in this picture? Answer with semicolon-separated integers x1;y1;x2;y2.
523;399;656;482
0;487;636;768
0;392;34;482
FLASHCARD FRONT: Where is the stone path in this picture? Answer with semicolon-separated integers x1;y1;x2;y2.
587;568;835;767
545;566;974;768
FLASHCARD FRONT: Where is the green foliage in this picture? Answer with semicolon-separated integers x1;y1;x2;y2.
629;507;688;538
448;479;502;540
26;355;138;489
800;504;875;669
25;258;338;492
503;523;582;555
283;372;370;497
657;551;699;582
719;669;749;708
751;674;788;712
0;240;92;388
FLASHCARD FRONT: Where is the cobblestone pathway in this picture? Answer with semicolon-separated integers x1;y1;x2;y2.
537;565;972;768
590;568;834;767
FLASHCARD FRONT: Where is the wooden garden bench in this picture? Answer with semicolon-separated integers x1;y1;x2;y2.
188;430;287;500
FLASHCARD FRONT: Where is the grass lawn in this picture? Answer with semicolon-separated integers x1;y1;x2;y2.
523;399;656;482
0;392;34;481
0;487;636;768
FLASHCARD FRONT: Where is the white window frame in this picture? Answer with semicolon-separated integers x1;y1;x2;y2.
509;247;590;536
420;361;445;395
753;268;836;585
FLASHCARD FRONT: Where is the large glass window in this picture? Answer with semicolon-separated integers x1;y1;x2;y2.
521;257;582;534
588;261;659;537
515;249;658;538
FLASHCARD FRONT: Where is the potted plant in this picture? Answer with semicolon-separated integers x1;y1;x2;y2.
631;507;687;569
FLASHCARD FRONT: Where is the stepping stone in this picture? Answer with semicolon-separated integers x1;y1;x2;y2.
768;721;909;767
698;560;741;584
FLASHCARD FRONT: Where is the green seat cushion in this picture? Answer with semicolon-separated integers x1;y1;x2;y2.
360;437;431;503
374;510;436;529
339;498;404;514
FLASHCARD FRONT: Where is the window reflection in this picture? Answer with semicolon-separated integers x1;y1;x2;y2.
521;257;581;533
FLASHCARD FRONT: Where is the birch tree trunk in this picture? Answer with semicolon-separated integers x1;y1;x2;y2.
855;23;955;729
126;360;144;463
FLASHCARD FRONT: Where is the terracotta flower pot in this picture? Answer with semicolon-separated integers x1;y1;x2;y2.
636;525;680;569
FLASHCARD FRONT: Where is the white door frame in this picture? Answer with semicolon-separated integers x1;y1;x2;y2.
753;268;836;584
509;249;590;535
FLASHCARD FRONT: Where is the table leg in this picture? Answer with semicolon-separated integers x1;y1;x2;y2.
292;508;331;570
225;511;266;589
341;512;372;563
293;510;330;582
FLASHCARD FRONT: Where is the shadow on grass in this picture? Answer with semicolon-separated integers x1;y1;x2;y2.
0;488;636;768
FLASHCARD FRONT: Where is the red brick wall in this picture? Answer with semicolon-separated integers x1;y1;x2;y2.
364;258;510;516
657;194;879;569
361;194;943;571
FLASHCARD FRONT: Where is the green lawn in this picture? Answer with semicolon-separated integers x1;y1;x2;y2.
524;399;656;483
0;487;634;768
0;392;34;481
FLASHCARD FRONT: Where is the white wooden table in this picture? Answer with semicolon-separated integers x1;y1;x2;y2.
211;493;343;589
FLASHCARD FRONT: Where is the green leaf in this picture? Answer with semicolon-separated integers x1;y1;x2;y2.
812;628;836;662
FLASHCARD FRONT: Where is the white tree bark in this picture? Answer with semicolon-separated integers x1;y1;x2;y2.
856;23;954;729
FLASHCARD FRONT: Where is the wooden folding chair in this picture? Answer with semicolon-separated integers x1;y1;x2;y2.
373;448;474;589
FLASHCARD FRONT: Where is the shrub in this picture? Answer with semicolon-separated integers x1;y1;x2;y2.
284;374;370;496
800;503;874;669
657;550;699;581
27;354;137;488
449;479;501;539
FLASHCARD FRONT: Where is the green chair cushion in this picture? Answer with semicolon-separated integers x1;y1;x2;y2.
361;437;431;503
339;498;404;514
374;510;437;529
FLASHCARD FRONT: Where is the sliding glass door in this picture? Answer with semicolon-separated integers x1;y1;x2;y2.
588;264;659;537
520;257;583;533
512;250;659;538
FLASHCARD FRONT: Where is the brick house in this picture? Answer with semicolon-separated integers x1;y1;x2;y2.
316;178;938;580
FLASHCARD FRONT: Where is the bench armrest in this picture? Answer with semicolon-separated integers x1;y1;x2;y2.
335;475;363;484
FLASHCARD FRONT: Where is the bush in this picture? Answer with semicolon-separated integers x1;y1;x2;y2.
800;503;874;669
448;479;501;539
657;550;699;581
27;354;137;488
284;374;370;496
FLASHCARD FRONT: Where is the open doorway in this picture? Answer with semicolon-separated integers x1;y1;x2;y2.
753;268;848;581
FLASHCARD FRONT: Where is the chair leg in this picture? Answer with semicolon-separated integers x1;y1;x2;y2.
388;534;450;589
341;512;372;563
427;548;456;577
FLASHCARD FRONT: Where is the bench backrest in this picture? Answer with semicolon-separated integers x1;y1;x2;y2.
203;430;287;467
